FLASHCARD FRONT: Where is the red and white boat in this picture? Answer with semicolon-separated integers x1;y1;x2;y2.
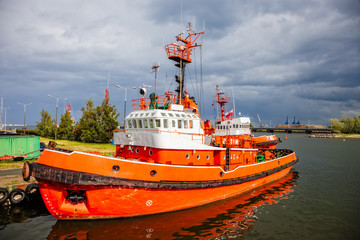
23;23;297;220
208;86;280;149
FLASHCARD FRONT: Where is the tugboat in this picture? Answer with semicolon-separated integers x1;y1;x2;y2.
23;23;297;220
209;86;280;149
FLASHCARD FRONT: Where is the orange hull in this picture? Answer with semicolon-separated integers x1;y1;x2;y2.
38;166;292;220
28;148;297;220
47;171;298;239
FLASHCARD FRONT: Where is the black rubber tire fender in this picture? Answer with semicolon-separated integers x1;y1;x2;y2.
25;183;40;200
0;187;9;206
9;189;27;205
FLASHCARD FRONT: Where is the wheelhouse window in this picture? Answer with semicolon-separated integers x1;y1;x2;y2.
189;120;193;128
144;119;148;128
149;119;154;128
183;120;188;129
132;119;137;128
128;120;132;128
138;119;143;128
172;120;176;128
155;119;161;128
163;119;168;128
178;120;182;128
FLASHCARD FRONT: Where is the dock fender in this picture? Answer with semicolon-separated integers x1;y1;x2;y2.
22;161;31;182
9;189;27;205
26;183;40;200
0;187;9;206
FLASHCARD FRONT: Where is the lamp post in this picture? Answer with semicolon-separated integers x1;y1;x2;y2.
48;94;65;140
17;102;32;135
116;85;128;128
4;106;9;132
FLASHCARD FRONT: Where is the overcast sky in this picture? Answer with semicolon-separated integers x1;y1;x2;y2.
0;0;359;128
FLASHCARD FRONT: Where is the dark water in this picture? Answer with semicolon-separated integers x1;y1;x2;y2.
0;133;359;239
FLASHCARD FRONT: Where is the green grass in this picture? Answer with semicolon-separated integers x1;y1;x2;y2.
335;133;360;139
40;137;116;155
0;158;38;170
0;138;116;170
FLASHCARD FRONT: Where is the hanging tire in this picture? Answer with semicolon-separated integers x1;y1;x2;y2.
0;187;9;206
22;161;31;182
26;183;40;200
9;189;27;205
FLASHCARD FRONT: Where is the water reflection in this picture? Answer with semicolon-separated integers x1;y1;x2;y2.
47;171;298;240
0;199;49;231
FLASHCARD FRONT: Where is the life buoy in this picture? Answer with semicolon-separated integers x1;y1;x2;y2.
22;161;31;182
9;189;27;205
26;183;40;200
0;187;9;206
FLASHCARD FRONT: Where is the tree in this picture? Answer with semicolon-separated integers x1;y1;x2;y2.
75;99;97;142
58;111;74;140
75;98;119;143
330;116;360;134
341;116;354;134
330;118;344;133
354;116;360;134
96;98;120;143
36;109;55;138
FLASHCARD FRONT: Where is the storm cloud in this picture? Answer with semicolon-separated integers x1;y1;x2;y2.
0;0;359;127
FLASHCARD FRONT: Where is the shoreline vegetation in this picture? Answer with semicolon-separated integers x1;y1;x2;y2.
308;133;360;139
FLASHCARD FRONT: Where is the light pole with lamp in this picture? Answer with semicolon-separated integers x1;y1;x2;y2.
116;85;128;128
48;94;65;140
4;106;10;132
17;102;32;135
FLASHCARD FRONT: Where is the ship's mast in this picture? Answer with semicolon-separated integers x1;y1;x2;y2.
165;23;204;103
215;86;230;121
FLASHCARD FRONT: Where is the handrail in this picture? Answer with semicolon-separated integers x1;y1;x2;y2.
132;93;181;111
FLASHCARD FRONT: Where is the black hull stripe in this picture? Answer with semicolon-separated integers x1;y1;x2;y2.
30;159;298;190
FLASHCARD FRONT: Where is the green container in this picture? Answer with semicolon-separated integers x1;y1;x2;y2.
0;135;40;159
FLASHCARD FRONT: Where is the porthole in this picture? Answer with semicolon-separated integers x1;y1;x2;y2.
186;154;190;159
197;155;200;160
112;165;120;172
220;172;224;177
223;155;225;160
150;170;157;177
278;161;280;165
136;148;139;153
149;150;153;156
236;155;239;159
206;155;210;160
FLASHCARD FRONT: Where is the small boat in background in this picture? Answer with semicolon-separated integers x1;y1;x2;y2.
206;85;280;149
